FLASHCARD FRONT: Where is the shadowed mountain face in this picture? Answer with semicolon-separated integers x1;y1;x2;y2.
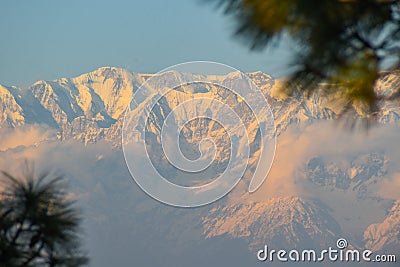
0;67;399;267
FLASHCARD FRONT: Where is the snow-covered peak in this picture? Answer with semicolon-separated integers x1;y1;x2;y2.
0;84;25;127
203;196;341;251
364;200;400;252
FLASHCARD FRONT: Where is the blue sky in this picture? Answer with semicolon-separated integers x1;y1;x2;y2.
0;0;294;86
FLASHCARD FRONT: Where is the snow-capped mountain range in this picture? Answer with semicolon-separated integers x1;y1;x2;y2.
0;67;399;266
0;66;338;143
2;67;400;142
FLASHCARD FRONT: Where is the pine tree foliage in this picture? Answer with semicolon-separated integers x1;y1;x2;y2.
214;0;400;116
0;170;88;267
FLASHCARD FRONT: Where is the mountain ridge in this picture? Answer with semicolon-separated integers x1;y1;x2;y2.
4;66;399;145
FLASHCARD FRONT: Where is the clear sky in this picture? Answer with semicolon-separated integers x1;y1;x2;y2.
0;0;294;87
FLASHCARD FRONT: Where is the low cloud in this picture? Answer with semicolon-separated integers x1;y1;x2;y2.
0;121;400;266
242;121;400;199
376;173;400;199
0;125;56;151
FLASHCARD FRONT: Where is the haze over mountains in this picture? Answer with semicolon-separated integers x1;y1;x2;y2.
0;67;399;266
